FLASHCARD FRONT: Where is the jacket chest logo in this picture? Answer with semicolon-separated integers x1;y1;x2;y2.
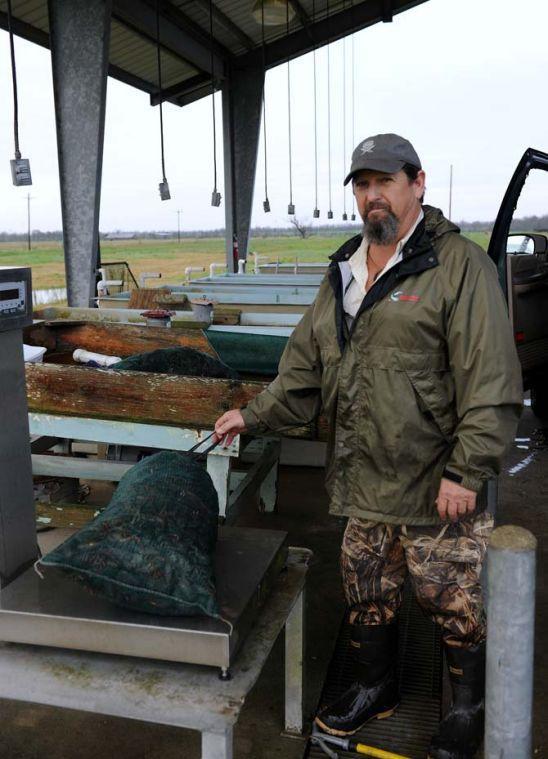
390;290;421;303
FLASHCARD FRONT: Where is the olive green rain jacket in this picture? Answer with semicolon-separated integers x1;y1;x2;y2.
241;206;523;525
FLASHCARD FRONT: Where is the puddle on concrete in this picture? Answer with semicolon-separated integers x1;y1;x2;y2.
508;428;548;476
531;427;548;450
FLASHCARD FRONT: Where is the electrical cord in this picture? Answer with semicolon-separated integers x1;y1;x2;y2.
312;0;319;216
261;1;270;211
210;0;219;200
342;0;347;220
326;0;333;218
351;0;356;220
286;0;294;213
156;0;167;183
6;0;21;159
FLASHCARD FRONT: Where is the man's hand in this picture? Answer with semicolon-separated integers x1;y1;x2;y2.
436;477;477;522
214;409;247;447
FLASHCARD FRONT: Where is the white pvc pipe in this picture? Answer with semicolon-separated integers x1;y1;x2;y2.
73;349;121;367
184;266;205;283
209;263;227;277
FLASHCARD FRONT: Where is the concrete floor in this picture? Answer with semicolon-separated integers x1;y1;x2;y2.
0;404;546;758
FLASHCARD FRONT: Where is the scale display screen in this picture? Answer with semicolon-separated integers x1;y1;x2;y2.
0;289;19;302
0;267;32;330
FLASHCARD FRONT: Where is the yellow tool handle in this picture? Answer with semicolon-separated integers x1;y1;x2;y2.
355;742;411;759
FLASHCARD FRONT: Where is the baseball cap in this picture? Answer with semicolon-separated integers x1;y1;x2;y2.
344;133;422;185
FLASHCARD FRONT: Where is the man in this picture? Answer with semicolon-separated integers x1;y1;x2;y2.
214;134;522;759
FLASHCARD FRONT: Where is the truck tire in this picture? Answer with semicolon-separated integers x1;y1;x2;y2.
530;382;548;421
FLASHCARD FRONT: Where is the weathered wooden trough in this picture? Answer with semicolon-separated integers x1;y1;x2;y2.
24;318;327;527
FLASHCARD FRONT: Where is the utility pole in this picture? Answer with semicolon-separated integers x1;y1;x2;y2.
176;209;181;242
26;192;33;250
448;164;453;221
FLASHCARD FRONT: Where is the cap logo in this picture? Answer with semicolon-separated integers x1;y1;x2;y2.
360;139;375;154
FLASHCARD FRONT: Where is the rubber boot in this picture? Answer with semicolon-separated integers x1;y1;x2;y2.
427;642;486;759
315;623;399;736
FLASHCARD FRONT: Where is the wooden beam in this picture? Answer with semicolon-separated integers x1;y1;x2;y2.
25;364;324;440
33;306;206;329
24;323;218;359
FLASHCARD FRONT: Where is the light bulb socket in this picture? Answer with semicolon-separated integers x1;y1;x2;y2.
159;180;171;201
313;208;320;218
211;190;222;207
263;198;271;213
327;210;333;219
342;212;348;221
11;158;32;186
351;213;356;221
287;203;295;215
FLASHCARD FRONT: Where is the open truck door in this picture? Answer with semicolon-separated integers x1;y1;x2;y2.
488;148;548;419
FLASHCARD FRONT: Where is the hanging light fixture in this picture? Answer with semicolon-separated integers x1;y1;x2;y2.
260;1;271;213
350;1;356;221
252;0;295;26
155;0;170;200
7;0;32;186
342;1;348;221
326;0;333;220
209;0;221;207
312;0;320;219
286;0;295;215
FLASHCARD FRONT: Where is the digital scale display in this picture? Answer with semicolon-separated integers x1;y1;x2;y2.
0;289;19;302
0;267;32;330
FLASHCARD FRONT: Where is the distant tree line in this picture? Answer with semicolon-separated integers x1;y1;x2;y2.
1;213;547;243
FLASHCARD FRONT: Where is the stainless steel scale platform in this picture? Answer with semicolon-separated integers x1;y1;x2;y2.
0;527;288;673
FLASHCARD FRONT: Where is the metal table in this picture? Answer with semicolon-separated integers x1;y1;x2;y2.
0;547;309;759
0;527;288;674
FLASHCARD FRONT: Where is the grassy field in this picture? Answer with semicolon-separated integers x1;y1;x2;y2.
0;232;491;290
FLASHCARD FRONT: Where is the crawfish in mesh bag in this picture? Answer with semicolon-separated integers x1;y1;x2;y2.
37;450;223;618
113;346;239;379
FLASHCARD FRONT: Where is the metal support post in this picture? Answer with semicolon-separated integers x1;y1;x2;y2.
485;525;537;759
222;65;264;270
201;727;233;759
206;454;232;519
285;588;305;734
486;478;498;514
260;460;279;513
0;330;37;585
48;0;112;307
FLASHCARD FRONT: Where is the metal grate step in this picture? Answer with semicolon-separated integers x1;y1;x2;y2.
306;584;442;759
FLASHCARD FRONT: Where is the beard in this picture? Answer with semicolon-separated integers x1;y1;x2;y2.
362;205;399;245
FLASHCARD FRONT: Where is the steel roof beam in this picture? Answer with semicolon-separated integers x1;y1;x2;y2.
111;0;229;77
159;0;234;60
238;0;429;69
150;72;213;106
191;0;255;51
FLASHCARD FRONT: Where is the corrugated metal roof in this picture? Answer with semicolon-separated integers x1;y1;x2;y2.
110;19;197;89
1;0;429;104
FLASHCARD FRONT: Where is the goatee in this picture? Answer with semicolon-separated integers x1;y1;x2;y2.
362;209;399;245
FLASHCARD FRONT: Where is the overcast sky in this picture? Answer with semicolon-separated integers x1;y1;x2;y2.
1;0;548;234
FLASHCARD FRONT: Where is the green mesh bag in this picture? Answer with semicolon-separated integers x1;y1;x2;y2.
39;451;220;617
205;331;288;376
114;346;239;379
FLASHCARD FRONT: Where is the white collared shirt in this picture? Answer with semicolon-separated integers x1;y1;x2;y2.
342;208;424;325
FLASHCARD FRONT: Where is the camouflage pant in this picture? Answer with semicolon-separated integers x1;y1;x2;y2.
341;512;494;648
